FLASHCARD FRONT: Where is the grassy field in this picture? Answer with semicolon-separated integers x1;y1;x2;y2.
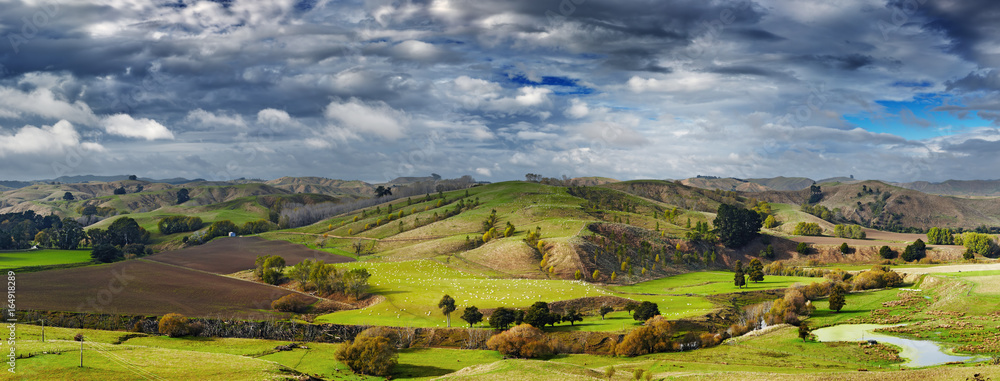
0;249;91;269
612;271;825;296
314;260;715;329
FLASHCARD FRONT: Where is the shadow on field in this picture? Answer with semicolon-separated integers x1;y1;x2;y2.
393;364;452;378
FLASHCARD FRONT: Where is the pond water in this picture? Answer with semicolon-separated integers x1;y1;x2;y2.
812;324;979;367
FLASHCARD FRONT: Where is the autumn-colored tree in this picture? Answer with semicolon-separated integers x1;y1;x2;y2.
271;294;313;313
486;324;552;358
158;313;191;337
616;315;675;356
335;330;398;376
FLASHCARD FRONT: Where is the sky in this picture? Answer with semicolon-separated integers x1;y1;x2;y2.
1;0;999;183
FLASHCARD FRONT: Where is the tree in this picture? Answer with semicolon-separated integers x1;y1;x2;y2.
902;239;927;262
879;245;895;259
523;302;552;328
91;244;123;263
562;308;583;326
828;284;847;312
374;186;392;198
798;323;811;342
158;313;191;337
128;175;138;180
113;186;127;195
62;192;74;201
733;260;746;288
344;268;371;299
486;324;552;358
713;204;763;248
747;258;764;283
793;222;822;236
289;259;315;286
840;242;850;254
461;306;483;328
796;242;810;255
107;217;149;246
53;218;84;250
336;330;398;376
176;188;190;204
615;315;675;357
439;295;457;327
255;255;286;285
762;215;778;229
599;306;613;320
624;301;639;314
632;301;660;321
489;307;517;330
760;244;775;260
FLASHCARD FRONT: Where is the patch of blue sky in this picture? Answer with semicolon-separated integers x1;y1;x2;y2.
844;93;991;140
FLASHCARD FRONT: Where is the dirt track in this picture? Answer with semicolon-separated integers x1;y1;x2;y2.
892;263;1000;274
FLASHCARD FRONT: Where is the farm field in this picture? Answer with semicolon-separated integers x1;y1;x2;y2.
612;271;825;296
17;259;311;319
315;260;716;328
0;249;91;269
148;236;353;274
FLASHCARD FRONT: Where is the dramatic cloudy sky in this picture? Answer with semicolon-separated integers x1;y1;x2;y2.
1;0;999;182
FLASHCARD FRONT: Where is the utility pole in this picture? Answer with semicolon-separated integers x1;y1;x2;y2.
79;337;83;368
40;320;45;342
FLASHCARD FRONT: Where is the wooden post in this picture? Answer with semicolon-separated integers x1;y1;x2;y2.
40;320;45;342
79;339;83;368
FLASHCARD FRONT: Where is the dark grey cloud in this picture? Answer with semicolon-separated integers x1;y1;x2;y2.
0;0;997;183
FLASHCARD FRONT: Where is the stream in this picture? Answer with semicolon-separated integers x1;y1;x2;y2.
811;324;980;367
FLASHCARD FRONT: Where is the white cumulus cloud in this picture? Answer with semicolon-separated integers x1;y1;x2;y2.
103;114;174;140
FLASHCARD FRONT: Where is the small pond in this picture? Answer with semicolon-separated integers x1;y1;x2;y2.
812;324;979;367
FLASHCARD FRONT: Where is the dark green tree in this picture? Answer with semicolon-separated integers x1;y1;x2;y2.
798;323;811;342
747;258;764;283
62;192;74;201
91;244;123;263
713;204;763;248
489;307;516;330
113;186;127;195
53;218;85;250
839;242;850;254
254;255;286;285
107;217;149;247
460;306;483;328
176;188;190;204
375;186;392;198
624;301;639;314
523;302;552;328
760;244;775;260
632;301;660;321
562;308;583;326
734;260;746;288
878;245;895;259
796;242;810;255
828;284;847;312
439;295;457;327
599;306;614;320
344;268;371;299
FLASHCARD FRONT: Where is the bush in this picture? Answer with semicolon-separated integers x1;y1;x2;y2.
157;216;203;235
632;301;660;321
335;330;398;376
158;313;191;337
793;222;822;236
91;244;123;263
851;265;903;290
616;316;675;356
74;333;84;342
878;245;895;259
839;242;850;254
271;294;313;313
901;239;926;262
486;324;552;358
796;242;810;255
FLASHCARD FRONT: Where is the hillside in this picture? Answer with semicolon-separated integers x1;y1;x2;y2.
893;179;1000;197
266;176;373;197
753;180;1000;230
746;176;815;191
681;177;770;192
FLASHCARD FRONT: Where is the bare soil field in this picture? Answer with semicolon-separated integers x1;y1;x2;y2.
148;236;353;274
18;259;314;319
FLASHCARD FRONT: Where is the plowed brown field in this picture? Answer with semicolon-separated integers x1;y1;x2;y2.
148;236;353;274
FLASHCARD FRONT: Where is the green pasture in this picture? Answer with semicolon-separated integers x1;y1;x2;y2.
613;271;826;296
0;249;91;269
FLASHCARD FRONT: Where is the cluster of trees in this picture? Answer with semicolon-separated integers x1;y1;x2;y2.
713;204;762;248
792;222;822;236
732;259;764;288
158;313;203;338
176;188;190;204
0;211;69;250
286;259;372;299
957;232;998;258
615;315;676;356
486;324;553;359
255;255;286;285
89;217;152;263
851;265;903;290
684;220;716;243
336;328;399;376
186;219;276;245
800;203;834;221
157;216;204;235
76;205;118;217
567;186;645;214
926;227;954;245
762;261;850;279
833;224;866;239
